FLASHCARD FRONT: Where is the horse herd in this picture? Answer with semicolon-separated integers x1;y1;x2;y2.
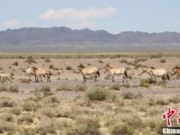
0;64;180;84
77;64;179;83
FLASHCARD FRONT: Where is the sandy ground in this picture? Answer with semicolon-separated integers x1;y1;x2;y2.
0;56;179;100
0;55;180;135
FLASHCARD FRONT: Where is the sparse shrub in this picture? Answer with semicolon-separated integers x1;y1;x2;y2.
155;81;166;87
40;85;51;92
74;84;87;91
134;57;148;63
20;79;31;83
119;58;128;64
85;88;109;101
0;86;8;92
22;100;38;111
10;72;14;77
0;120;17;133
139;79;154;88
110;84;121;90
12;61;18;66
40;107;57;118
121;92;135;99
25;56;37;64
18;114;34;124
0;99;15;108
45;58;51;62
56;83;73;91
110;123;133;135
8;85;19;93
18;55;24;59
133;63;142;69
76;119;100;135
120;83;130;88
21;68;26;73
49;64;54;69
150;53;163;59
37;120;61;134
156;98;168;105
66;66;72;70
0;113;14;122
40;85;52;97
98;59;104;63
11;107;22;115
169;95;180;104
160;59;166;63
19;128;37;135
148;98;156;106
41;96;60;104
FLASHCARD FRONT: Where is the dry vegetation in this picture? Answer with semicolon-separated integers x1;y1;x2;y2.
0;52;179;134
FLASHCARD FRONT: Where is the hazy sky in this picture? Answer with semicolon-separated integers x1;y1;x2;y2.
0;0;180;33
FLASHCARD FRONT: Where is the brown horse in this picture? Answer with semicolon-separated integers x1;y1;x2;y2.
26;67;52;82
0;72;12;84
26;67;37;81
104;64;128;82
139;66;170;82
171;66;180;79
78;64;100;82
35;67;52;82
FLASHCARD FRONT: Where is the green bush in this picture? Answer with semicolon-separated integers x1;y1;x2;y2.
139;79;154;88
25;56;37;64
110;123;133;135
22;100;38;111
8;85;19;93
66;66;72;70
85;88;109;101
76;119;100;135
45;58;51;62
110;84;121;90
121;92;135;99
160;59;166;63
12;61;18;66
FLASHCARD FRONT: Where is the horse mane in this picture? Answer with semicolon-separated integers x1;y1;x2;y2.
150;67;155;69
78;64;85;68
31;67;38;72
174;66;180;69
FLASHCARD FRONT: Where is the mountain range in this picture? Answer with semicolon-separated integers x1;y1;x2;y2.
0;27;180;52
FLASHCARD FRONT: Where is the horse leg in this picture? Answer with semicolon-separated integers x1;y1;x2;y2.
47;75;51;82
0;77;3;85
34;74;37;82
153;75;157;83
94;74;98;82
36;75;39;83
7;77;12;83
123;75;128;82
112;75;115;82
162;75;166;83
29;74;31;81
83;75;86;82
40;75;43;82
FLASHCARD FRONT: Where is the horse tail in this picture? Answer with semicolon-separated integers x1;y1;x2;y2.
97;71;100;78
49;70;52;76
124;70;128;78
167;73;170;81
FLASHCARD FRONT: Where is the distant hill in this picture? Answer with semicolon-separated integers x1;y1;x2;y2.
0;27;180;52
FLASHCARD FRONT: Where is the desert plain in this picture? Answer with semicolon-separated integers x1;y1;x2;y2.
0;52;180;135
